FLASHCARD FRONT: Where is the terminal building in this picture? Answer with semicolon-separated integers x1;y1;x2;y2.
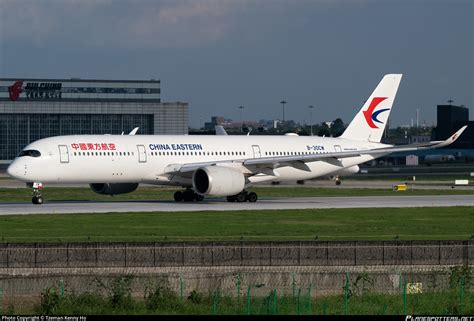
0;78;188;162
434;104;473;149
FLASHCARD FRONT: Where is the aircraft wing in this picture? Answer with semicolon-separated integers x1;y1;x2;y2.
165;126;466;174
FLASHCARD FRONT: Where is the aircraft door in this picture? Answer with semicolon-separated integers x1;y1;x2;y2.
252;145;261;158
334;145;342;153
58;145;69;163
137;145;147;163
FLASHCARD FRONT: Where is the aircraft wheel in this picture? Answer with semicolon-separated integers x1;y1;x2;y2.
335;180;341;186
173;191;183;202
183;190;195;202
32;196;43;205
194;193;204;202
236;192;247;203
247;192;258;203
226;196;236;202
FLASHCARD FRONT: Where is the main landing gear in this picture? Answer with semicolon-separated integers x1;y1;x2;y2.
29;182;44;205
173;189;204;202
226;191;258;203
335;175;342;186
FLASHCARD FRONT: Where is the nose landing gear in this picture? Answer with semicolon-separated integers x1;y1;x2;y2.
28;182;44;205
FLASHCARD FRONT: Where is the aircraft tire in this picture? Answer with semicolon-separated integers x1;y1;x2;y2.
236;192;247;203
226;196;236;202
194;193;204;202
32;196;43;205
247;192;257;203
173;191;183;202
335;180;341;186
183;190;195;202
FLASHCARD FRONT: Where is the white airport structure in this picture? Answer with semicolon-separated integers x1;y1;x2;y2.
0;78;188;162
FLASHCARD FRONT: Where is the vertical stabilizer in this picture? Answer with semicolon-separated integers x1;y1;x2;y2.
340;74;402;142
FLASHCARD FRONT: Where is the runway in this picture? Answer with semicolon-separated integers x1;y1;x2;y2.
0;195;473;215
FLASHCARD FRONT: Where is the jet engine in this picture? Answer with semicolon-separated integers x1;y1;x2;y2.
193;166;245;196
89;183;139;195
334;165;360;176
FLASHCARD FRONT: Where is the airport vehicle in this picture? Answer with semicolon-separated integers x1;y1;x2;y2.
7;74;467;204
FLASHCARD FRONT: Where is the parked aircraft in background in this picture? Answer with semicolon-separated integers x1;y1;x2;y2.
7;74;467;204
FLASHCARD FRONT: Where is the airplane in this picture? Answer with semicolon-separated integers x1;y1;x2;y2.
215;125;354;185
6;74;467;205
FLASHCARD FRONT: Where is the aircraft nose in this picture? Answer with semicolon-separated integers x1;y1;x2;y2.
6;161;21;179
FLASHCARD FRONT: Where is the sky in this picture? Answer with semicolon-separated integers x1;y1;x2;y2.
0;0;472;128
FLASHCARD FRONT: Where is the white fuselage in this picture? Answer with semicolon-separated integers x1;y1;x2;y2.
7;134;385;186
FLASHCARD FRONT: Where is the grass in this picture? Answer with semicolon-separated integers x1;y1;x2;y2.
1;185;474;203
0;207;473;243
9;280;472;315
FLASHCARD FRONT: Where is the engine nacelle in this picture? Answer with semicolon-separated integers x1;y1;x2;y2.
334;165;360;176
89;183;139;195
193;166;245;196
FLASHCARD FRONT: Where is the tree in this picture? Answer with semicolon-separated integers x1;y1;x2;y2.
318;122;331;137
330;118;346;137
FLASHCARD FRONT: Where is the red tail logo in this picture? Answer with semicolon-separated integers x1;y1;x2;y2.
8;81;23;101
362;97;389;129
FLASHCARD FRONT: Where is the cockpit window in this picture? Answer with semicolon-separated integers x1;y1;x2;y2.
18;150;41;158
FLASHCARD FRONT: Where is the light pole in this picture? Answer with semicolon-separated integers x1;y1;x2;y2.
308;105;315;136
238;106;244;132
280;100;287;122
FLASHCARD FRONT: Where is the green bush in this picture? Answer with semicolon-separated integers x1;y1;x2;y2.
108;276;133;309
62;292;106;314
38;287;61;314
449;265;473;288
144;285;180;311
188;290;203;304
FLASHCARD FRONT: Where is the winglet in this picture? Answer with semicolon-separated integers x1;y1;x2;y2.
435;125;467;148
